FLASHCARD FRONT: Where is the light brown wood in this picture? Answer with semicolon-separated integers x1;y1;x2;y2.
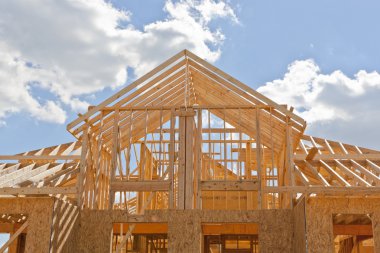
200;180;259;191
0;221;28;253
1;50;380;252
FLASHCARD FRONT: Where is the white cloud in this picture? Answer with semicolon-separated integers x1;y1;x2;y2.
0;0;237;124
258;60;380;149
0;44;66;125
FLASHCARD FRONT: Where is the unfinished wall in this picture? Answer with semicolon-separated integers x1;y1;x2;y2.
79;210;113;252
0;198;54;253
77;209;293;253
306;197;380;253
259;210;294;252
168;210;202;252
294;197;306;253
50;198;79;253
199;210;293;253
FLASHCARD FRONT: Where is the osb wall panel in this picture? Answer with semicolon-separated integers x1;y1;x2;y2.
50;199;79;253
0;198;54;253
294;197;306;253
78;209;293;253
167;210;202;252
78;210;170;253
306;197;380;253
79;210;113;253
199;210;293;253
161;209;293;253
257;210;294;253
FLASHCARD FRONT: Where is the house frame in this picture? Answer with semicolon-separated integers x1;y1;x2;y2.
1;50;380;252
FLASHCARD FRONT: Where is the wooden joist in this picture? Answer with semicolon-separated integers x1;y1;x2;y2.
294;153;380;161
0;186;77;195
0;155;80;160
263;186;380;195
200;180;259;191
111;181;170;192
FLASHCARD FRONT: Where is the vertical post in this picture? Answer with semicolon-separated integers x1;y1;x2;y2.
94;112;104;209
109;109;119;210
196;108;202;209
286;118;295;208
125;110;133;180
185;109;194;209
168;108;176;209
223;108;227;181
178;107;195;209
178;108;186;209
77;123;88;209
255;108;262;209
246;140;252;210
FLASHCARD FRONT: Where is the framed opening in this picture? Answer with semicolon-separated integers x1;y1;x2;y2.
111;223;168;253
333;213;374;253
0;214;28;253
202;223;259;253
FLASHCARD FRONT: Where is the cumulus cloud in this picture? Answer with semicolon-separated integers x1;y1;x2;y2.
0;0;237;124
0;44;66;125
258;60;380;149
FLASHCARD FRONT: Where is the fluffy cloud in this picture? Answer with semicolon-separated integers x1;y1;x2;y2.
258;60;380;149
0;0;237;124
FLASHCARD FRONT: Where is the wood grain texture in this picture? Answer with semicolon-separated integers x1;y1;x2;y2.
305;197;380;253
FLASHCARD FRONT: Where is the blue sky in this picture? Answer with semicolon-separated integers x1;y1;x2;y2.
1;0;380;156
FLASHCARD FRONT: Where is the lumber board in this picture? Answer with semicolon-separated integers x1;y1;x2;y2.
200;180;259;191
0;186;77;195
110;181;170;192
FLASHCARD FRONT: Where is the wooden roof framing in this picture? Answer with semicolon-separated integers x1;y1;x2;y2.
0;142;81;198
1;49;380;205
66;50;306;154
290;135;380;188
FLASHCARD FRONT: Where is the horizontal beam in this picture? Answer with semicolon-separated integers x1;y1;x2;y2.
333;224;373;236
90;105;276;111
0;186;77;195
294;153;380;161
263;186;380;195
153;128;239;133
0;223;24;233
0;221;28;253
200;180;259;191
0;155;80;161
111;181;170;192
203;223;259;235
113;223;168;234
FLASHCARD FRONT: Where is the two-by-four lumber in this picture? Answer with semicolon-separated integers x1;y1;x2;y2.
0;186;77;195
294;153;380;161
185;50;306;127
111;181;170;192
67;50;187;133
255;108;263;209
77;124;89;208
0;155;80;160
200;180;259;191
0;220;28;253
196;108;203;209
263;186;380;195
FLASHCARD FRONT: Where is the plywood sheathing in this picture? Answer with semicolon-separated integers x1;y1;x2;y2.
78;209;293;253
0;198;54;253
50;198;79;253
305;197;380;253
0;198;79;253
78;210;113;252
293;197;306;253
166;209;294;253
168;210;202;252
